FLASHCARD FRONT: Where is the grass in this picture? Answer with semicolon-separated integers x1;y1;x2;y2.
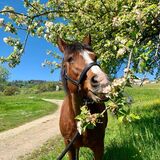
32;91;65;99
21;83;160;160
0;91;64;132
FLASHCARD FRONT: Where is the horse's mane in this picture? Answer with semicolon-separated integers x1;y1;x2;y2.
61;42;93;93
61;62;68;93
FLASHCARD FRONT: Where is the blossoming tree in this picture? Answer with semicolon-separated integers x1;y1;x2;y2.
0;0;159;124
0;0;159;78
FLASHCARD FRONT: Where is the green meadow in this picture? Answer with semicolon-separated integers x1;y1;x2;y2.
1;83;159;160
21;83;160;160
0;91;64;132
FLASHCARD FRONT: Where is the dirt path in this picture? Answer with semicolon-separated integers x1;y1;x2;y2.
0;99;63;160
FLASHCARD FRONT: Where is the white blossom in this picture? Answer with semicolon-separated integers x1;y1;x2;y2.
3;37;9;43
124;68;129;73
5;26;11;32
0;18;4;25
77;121;82;135
121;39;127;44
46;50;52;55
112;78;126;87
112;17;120;27
117;48;126;56
45;21;53;28
36;27;44;36
44;34;49;40
48;34;54;40
2;6;14;12
135;9;141;15
41;63;45;67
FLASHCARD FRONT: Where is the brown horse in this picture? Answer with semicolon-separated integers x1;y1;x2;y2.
57;35;111;160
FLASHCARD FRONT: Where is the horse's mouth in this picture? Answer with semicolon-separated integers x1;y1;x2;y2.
88;90;109;102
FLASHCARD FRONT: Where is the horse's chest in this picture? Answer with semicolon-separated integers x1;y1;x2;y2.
74;124;106;148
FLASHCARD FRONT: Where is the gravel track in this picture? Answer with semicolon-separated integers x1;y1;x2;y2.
0;99;63;160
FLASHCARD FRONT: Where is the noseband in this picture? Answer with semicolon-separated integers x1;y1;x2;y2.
64;62;99;91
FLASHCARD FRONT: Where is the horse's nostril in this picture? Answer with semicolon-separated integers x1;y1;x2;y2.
91;75;99;87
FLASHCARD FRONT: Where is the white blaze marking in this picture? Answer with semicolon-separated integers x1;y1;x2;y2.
81;50;102;75
81;50;111;93
81;50;93;64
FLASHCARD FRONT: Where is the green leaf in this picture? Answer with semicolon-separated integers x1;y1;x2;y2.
118;116;124;123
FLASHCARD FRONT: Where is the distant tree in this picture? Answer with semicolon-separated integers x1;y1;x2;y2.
0;0;159;78
0;66;9;91
0;65;9;82
36;82;57;93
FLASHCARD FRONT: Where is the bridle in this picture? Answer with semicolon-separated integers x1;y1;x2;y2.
63;62;99;92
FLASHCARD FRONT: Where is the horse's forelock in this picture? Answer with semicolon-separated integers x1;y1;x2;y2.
65;42;93;54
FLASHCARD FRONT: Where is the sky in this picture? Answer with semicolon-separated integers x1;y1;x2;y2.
0;0;62;81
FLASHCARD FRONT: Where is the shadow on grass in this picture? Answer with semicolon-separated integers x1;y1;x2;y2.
133;102;160;140
104;102;160;160
104;144;143;160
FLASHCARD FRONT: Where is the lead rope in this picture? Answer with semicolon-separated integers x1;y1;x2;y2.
57;131;80;160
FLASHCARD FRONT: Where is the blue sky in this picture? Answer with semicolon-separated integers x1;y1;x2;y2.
0;0;62;81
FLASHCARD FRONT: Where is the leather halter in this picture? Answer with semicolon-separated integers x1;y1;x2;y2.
64;62;99;91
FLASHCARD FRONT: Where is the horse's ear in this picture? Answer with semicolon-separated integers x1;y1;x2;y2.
83;34;91;46
57;37;67;53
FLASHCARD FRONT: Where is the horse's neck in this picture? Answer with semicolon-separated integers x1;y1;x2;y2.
67;92;83;116
66;92;105;117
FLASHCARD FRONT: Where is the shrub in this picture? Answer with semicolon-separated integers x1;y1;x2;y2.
36;82;56;93
3;86;20;96
0;84;5;92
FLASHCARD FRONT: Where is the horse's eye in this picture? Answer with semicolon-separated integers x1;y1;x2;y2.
93;55;98;61
67;57;74;63
90;53;98;61
95;55;98;61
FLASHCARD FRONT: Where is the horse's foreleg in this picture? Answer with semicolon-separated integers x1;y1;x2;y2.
64;139;79;160
92;143;104;160
76;148;79;160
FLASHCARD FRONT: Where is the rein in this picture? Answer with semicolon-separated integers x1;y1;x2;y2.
57;131;80;160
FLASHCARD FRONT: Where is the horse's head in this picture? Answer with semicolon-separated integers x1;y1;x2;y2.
58;35;111;102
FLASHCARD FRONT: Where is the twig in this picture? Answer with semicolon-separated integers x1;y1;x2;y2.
28;2;41;14
121;39;139;91
0;10;28;17
144;32;160;67
32;10;75;19
125;41;137;79
100;0;108;11
155;33;160;57
140;73;146;87
21;30;30;54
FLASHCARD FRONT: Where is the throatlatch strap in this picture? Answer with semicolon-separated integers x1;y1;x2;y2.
64;72;79;86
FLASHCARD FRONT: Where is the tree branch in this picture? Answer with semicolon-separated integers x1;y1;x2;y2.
100;0;108;11
0;10;28;17
21;30;30;54
32;9;75;19
28;2;41;14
